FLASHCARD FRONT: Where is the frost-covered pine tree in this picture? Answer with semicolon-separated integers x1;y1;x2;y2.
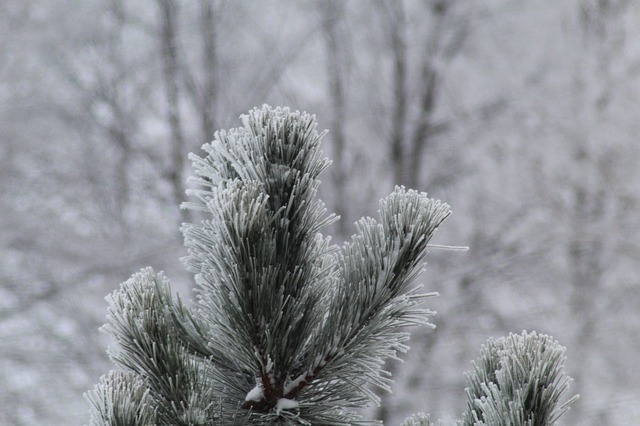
86;105;577;425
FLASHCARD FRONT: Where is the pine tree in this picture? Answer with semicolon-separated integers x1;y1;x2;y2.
86;105;577;425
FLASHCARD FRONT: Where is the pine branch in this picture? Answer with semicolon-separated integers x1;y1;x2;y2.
290;187;450;406
460;331;579;426
401;413;442;426
100;268;229;424
183;106;344;419
86;371;157;426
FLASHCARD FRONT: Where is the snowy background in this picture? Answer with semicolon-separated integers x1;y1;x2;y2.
1;0;639;424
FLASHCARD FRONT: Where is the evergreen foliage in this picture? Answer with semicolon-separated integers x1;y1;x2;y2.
458;332;579;426
401;413;441;426
86;105;576;425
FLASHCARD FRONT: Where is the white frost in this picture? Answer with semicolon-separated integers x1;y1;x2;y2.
244;384;263;402
284;373;307;395
276;398;299;413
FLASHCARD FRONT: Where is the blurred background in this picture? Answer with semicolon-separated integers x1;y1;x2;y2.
1;0;639;424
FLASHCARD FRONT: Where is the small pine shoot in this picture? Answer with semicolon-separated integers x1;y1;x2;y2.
458;331;579;426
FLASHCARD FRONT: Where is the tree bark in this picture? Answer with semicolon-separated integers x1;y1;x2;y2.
408;60;438;189
385;0;408;187
200;0;218;142
322;0;349;237
157;0;189;221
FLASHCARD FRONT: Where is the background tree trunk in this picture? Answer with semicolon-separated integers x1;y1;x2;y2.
157;0;189;221
321;0;349;237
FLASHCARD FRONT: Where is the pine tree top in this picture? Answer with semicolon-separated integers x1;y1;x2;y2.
86;105;576;425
